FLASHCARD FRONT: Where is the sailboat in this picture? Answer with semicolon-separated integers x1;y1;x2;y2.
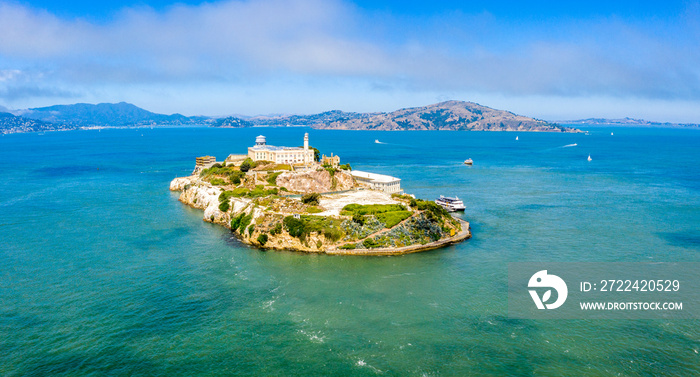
515;136;519;140
587;155;592;161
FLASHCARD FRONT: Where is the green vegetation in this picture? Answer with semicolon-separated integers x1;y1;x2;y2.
239;158;261;172
230;212;253;233
316;240;322;249
249;185;278;197
375;211;412;228
323;167;337;176
362;238;379;249
339;243;356;250
323;227;344;242
301;192;320;206
339;163;351;171
240;160;251;172
201;165;236;177
210;178;226;186
270;223;282;235
341;203;412;229
257;233;268;246
239;213;253;233
309;146;321;162
283;215;344;242
229;170;245;185
410;199;450;220
220;186;278;200
306;206;322;214
248;224;255;236
218;191;236;212
218;201;229;212
200;165;246;185
283;216;305;238
341;203;407;216
230;213;244;231
352;212;365;225
266;172;282;185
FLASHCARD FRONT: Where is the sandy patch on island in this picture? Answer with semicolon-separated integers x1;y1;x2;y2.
315;190;399;216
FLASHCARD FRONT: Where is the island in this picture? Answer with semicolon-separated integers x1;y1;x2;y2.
170;133;471;255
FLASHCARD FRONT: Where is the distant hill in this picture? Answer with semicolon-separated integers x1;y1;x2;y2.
250;110;366;127
212;116;252;128
0;112;75;134
564;117;700;128
2;100;582;135
251;101;578;132
18;102;198;127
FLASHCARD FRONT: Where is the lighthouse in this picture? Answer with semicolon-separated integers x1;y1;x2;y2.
304;133;309;150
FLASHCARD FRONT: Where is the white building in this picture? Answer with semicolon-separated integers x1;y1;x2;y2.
351;170;402;194
247;133;314;165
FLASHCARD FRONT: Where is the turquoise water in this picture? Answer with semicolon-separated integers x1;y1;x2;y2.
1;126;699;375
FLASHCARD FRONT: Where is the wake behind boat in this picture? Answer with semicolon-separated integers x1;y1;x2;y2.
436;195;466;212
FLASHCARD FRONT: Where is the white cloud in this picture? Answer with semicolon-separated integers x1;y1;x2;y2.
0;0;699;120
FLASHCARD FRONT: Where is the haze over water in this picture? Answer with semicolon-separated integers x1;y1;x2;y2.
1;126;699;375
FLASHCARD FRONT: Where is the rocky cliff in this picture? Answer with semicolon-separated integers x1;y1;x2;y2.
276;169;355;194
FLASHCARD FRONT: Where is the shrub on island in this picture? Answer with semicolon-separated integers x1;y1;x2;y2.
301;192;320;206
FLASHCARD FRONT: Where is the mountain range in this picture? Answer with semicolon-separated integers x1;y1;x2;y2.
245;100;575;132
1;100;577;134
562;117;700;128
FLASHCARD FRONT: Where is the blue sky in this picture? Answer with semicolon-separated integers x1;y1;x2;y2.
1;0;699;122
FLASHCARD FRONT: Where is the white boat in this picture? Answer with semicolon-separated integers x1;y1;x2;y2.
515;136;519;140
436;195;466;212
464;158;473;165
587;155;592;161
611;132;614;135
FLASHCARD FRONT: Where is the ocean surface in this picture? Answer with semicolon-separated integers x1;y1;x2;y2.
1;126;699;376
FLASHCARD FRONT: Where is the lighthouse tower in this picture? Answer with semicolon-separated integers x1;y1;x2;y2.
304;133;309;150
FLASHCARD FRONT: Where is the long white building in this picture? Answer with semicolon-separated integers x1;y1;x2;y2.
248;133;314;165
351;170;402;194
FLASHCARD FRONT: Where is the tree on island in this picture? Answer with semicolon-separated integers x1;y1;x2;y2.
299;145;321;162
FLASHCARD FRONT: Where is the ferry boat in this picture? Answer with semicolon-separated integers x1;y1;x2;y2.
435;195;466;212
463;158;473;165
